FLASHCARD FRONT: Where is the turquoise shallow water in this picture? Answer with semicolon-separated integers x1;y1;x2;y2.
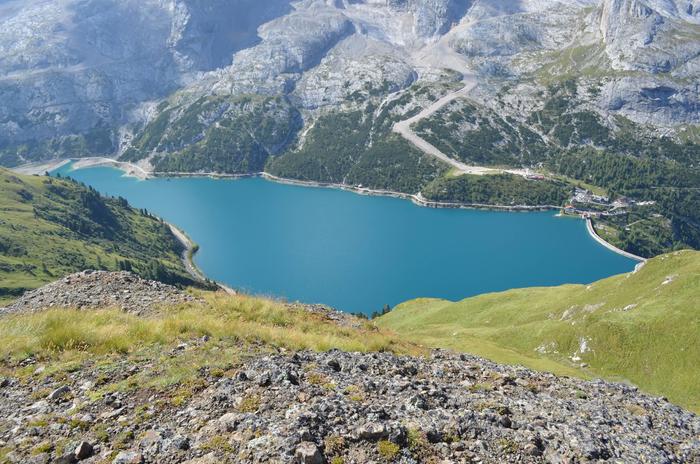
55;164;636;314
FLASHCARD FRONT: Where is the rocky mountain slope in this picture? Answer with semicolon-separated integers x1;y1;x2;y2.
0;272;698;463
1;270;197;316
1;0;697;166
0;0;294;164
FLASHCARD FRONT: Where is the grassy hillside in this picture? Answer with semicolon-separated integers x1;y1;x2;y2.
0;169;196;304
0;292;418;412
377;250;700;412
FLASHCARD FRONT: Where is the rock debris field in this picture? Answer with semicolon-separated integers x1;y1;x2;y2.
0;271;195;316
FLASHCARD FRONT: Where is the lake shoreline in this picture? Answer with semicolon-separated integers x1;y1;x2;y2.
15;157;641;263
166;223;207;282
168;219;238;295
19;157;563;212
148;170;561;212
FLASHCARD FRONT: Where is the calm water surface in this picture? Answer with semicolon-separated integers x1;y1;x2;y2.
56;165;636;314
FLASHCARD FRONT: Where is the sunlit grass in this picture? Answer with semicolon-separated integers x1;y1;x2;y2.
0;168;192;299
0;291;420;404
378;250;700;413
0;291;420;364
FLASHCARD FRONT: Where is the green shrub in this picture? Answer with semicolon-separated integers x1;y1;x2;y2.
377;440;400;461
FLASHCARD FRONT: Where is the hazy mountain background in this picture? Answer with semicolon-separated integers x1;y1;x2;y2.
1;0;698;257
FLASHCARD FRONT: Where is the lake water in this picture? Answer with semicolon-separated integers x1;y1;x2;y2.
55;164;637;314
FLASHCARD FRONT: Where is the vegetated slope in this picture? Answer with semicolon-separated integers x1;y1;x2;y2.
376;250;700;412
420;81;700;257
421;173;571;207
122;95;303;174
0;169;196;304
0;279;698;463
265;100;450;193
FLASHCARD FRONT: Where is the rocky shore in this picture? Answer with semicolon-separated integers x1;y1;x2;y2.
0;274;698;463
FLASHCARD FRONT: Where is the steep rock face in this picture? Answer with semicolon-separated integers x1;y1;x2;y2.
599;76;700;124
443;0;700;127
599;0;700;74
293;35;417;109
345;0;472;40
450;2;587;59
0;0;292;156
195;0;468;100
592;0;700;124
0;0;178;146
171;0;294;71
205;8;357;97
405;0;472;37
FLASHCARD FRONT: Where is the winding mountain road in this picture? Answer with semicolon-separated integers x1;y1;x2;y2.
391;75;502;175
392;73;531;178
392;1;530;179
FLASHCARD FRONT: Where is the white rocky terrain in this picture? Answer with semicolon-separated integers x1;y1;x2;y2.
0;0;294;160
0;0;698;167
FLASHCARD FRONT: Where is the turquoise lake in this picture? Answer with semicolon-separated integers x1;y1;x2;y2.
55;165;637;314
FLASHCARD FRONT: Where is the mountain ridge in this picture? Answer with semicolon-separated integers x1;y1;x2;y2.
0;167;201;304
1;0;697;164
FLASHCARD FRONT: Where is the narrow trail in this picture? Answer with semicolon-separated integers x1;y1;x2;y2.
168;223;238;295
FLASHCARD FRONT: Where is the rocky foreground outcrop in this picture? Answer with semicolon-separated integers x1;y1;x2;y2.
0;270;195;316
0;274;698;463
1;349;699;463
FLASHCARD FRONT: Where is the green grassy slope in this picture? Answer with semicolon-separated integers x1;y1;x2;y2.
377;250;700;412
0;169;197;304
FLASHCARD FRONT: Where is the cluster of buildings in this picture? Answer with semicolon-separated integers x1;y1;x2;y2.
572;188;610;205
562;188;655;218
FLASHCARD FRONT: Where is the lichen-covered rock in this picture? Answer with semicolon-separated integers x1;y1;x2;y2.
294;441;324;464
1;347;697;463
